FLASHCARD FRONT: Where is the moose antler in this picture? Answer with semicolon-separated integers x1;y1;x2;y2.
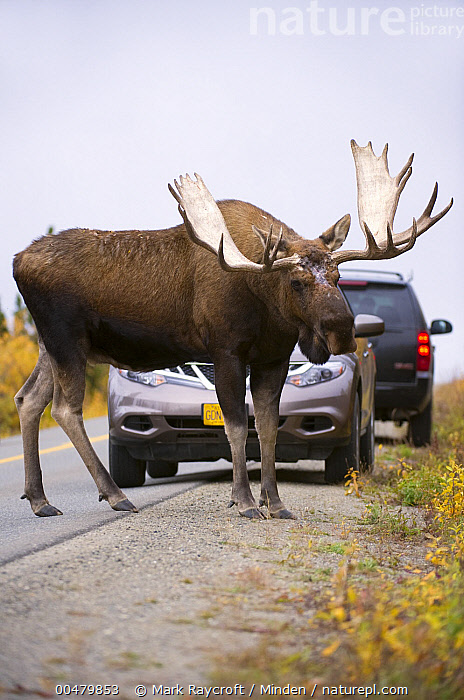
332;140;453;265
251;222;285;271
169;174;300;273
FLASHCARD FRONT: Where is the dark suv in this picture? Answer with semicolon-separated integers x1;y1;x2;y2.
339;270;452;446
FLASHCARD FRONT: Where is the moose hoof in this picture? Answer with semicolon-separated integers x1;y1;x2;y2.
34;504;63;517
111;498;138;513
239;507;266;520
271;508;296;520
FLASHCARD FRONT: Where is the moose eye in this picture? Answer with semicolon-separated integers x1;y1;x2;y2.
291;279;304;292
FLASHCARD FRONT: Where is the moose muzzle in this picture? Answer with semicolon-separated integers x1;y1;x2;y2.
320;295;357;356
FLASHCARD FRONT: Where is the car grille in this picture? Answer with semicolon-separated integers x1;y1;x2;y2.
166;417;216;429
172;363;304;388
166;416;286;431
122;413;329;436
197;364;216;385
176;431;220;441
300;416;333;432
123;415;153;432
175;363;243;387
165;363;216;387
171;364;197;378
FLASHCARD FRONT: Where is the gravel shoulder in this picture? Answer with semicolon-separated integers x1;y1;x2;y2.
0;476;428;698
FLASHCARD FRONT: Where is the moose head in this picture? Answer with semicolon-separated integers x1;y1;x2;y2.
169;140;453;365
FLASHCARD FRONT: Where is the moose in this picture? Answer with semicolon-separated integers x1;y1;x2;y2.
13;141;452;519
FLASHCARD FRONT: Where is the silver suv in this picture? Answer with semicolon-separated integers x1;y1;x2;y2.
107;315;383;485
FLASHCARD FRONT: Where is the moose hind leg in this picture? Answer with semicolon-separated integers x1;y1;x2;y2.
50;357;137;513
14;344;61;516
250;361;296;519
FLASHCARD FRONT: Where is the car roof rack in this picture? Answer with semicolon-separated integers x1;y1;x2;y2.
340;269;405;281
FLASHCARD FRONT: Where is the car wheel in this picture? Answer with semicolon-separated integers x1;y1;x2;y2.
146;460;178;478
360;405;375;472
408;400;432;447
325;393;360;484
109;438;146;487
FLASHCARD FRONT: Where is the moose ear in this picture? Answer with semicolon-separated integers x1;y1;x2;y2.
319;214;351;251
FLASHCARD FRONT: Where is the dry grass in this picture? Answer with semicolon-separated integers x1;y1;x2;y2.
207;376;464;697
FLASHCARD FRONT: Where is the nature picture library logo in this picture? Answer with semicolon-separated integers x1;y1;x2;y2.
249;2;464;38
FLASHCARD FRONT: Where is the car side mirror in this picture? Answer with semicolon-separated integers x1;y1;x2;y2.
354;314;385;338
430;319;453;335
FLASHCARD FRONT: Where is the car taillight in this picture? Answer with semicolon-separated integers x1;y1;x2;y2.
417;331;431;371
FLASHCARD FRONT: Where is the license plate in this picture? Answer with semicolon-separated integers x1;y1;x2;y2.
202;403;224;426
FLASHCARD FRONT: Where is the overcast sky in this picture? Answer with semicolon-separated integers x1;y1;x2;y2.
0;0;462;382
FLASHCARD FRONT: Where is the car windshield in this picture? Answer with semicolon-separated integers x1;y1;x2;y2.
341;282;415;329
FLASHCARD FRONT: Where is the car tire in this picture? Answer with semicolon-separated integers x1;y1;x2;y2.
360;405;375;472
325;393;360;484
109;438;146;487
408;400;432;447
146;460;178;478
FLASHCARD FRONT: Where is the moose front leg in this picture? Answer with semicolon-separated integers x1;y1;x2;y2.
250;360;296;519
214;357;263;519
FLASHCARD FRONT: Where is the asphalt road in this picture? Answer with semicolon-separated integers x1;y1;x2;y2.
0;416;399;567
0;418;400;694
0;416;241;566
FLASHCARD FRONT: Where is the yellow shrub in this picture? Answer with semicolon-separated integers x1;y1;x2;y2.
0;331;38;436
0;330;108;437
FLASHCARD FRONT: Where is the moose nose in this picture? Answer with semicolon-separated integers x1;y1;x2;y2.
326;327;357;355
322;306;356;355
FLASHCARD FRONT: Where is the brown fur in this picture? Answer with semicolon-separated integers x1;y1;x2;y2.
13;198;355;519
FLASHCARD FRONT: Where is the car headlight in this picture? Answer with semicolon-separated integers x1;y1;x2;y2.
119;369;167;387
286;360;345;387
117;367;204;388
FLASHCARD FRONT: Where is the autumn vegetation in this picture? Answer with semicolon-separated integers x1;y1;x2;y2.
0;295;107;437
316;378;464;696
211;377;464;697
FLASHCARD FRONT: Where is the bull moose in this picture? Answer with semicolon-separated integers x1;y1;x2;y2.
13;141;452;519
